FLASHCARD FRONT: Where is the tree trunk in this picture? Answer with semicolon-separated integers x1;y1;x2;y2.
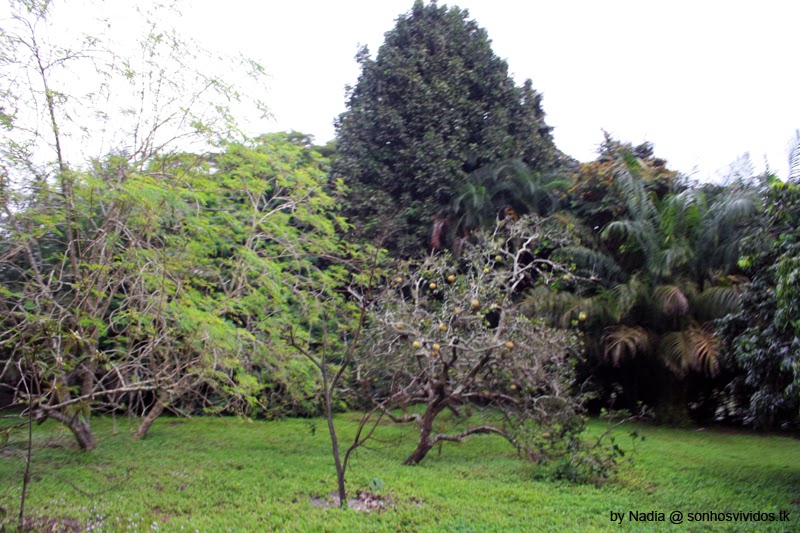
19;384;34;530
46;410;97;451
133;394;167;440
402;404;440;465
656;373;691;426
323;391;347;508
80;366;94;398
80;342;98;398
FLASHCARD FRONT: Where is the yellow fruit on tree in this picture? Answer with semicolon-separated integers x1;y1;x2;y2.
447;274;456;282
395;277;403;283
429;282;437;290
412;341;422;349
483;267;491;274
438;323;447;332
510;384;517;390
432;343;441;352
471;298;480;309
505;341;514;349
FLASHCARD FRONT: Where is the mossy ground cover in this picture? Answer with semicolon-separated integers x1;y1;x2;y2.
1;414;798;531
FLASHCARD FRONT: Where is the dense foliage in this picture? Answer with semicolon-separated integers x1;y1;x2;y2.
525;139;761;423
0;0;364;454
0;132;362;447
718;178;800;428
334;0;559;254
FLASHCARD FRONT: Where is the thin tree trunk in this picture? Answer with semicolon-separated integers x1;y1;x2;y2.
323;390;347;508
18;386;34;529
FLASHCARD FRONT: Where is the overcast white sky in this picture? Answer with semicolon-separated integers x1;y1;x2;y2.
15;0;800;181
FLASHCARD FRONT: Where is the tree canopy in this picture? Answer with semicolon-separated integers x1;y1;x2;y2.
334;0;558;254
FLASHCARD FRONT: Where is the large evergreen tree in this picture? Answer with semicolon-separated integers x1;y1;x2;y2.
334;0;558;254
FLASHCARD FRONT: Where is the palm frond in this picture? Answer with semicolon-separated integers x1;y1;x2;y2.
658;331;691;378
454;159;566;233
612;163;659;224
711;190;761;225
653;284;689;317
520;285;578;326
552;245;624;283
694;285;745;320
610;276;647;321
658;326;720;378
661;189;705;241
602;325;651;366
650;240;695;280
600;219;639;242
521;285;618;330
695;188;761;273
561;293;617;329
686;325;720;377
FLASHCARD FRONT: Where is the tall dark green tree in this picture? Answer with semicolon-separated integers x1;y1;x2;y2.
334;0;558;254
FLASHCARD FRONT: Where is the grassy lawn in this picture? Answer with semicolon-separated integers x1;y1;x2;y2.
0;413;798;531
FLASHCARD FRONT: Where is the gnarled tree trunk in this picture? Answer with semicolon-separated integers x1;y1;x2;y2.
403;403;443;465
44;410;97;451
402;398;511;465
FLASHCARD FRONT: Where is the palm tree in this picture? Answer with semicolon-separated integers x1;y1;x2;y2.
442;159;567;251
528;150;760;419
789;130;800;182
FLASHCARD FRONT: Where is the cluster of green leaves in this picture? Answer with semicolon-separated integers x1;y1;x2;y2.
0;130;369;451
718;178;800;428
567;135;680;233
203;134;369;418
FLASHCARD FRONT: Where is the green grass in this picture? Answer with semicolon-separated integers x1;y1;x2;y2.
0;414;798;531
